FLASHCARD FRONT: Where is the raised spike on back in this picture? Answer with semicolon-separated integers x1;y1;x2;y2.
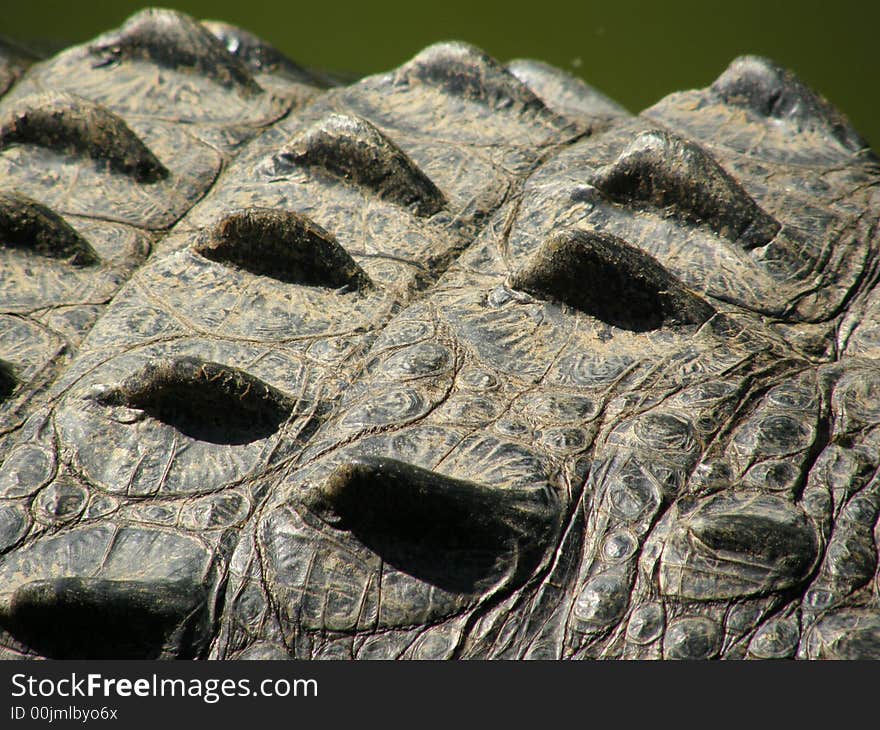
201;20;325;86
395;42;559;119
271;113;446;216
510;228;716;331
194;208;372;290
712;55;870;155
310;456;559;589
0;192;99;266
0;92;168;183
88;8;262;97
592;129;781;249
0;359;15;402
0;35;38;97
506;58;629;121
314;456;557;544
96;357;295;445
0;577;209;659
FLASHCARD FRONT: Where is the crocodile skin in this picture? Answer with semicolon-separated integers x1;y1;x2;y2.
0;8;878;660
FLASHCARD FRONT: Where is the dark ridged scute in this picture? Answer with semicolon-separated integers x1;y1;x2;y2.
0;13;877;661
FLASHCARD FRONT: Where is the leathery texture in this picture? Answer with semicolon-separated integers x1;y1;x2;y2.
0;10;878;660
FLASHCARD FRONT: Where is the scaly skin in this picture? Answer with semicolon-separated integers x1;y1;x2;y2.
0;9;877;660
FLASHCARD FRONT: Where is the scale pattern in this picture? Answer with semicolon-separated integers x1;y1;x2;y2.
0;10;878;660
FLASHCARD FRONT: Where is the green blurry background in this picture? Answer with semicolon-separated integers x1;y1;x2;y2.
5;0;879;147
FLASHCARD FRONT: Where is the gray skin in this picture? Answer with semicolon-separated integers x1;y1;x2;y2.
0;8;878;660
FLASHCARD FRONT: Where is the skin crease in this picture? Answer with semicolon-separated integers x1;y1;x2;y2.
0;9;878;661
